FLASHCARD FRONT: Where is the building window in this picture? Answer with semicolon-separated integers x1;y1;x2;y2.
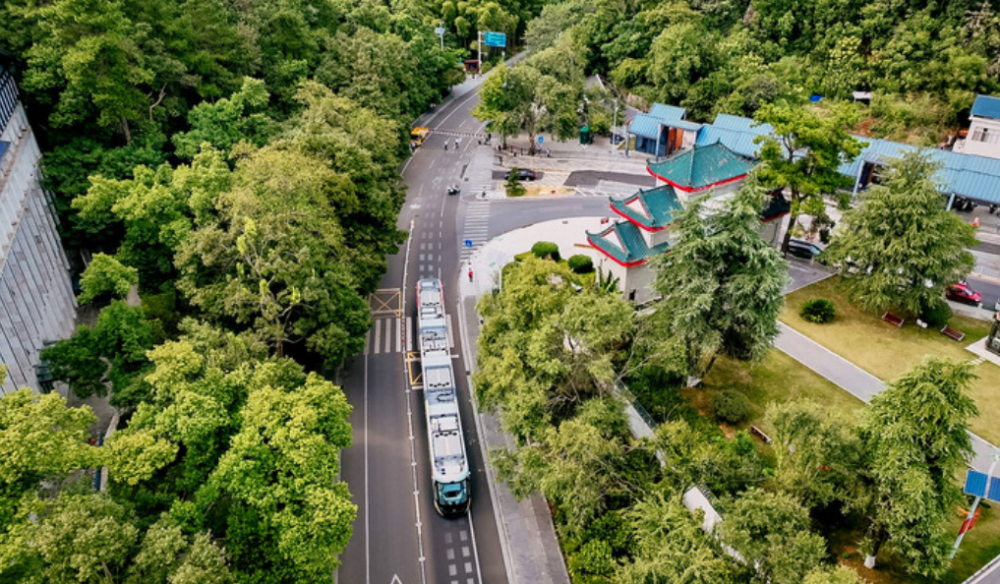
972;128;1000;144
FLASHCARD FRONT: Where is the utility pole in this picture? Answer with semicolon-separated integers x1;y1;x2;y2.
439;22;444;51
477;30;482;73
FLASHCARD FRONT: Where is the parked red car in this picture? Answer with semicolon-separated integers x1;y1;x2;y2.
946;282;982;304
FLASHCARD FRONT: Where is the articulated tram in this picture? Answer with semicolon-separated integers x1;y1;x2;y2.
415;278;471;517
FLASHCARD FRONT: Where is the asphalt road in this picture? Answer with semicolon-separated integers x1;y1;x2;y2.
338;83;508;584
967;275;1000;311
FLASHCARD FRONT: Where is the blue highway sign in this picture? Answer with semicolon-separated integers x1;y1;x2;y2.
484;32;506;47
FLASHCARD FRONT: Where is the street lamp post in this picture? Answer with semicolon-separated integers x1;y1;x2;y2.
611;97;619;155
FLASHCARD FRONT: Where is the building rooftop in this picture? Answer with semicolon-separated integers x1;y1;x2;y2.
971;95;1000;120
586;220;670;267
647;142;755;193
838;138;1000;205
609;185;683;231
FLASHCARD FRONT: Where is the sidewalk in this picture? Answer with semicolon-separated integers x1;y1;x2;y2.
774;323;998;473
456;228;598;584
455;217;612;584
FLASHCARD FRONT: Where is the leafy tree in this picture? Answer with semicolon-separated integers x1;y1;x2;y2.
22;0;157;140
506;169;527;197
615;491;738;583
198;367;355;582
654;420;767;497
860;357;978;577
754;102;865;254
493;399;635;537
803;566;867;584
473;63;541;146
78;253;140;304
824;152;977;316
765;400;865;510
652;178;789;382
719;488;826;584
125;517;231;584
475;257;636;441
172;77;277;160
175;146;370;362
0;493;139;583
42;300;156;401
0;382;98;529
72;146;235;287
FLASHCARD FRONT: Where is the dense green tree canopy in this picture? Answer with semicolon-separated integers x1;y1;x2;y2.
652;178;789;381
824;152;977;316
860;357;979;577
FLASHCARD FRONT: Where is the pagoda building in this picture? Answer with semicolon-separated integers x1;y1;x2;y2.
586;142;786;304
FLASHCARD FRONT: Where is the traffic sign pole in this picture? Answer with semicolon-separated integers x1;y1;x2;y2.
952;448;1000;559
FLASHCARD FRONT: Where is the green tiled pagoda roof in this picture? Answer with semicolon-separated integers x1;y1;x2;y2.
647;142;754;192
610;185;683;231
586;220;670;266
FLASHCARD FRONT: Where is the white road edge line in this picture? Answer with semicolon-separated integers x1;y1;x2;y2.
457;293;516;583
468;510;485;584
364;327;371;584
400;219;428;584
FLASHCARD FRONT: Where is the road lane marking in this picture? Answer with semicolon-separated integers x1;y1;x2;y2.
397;317;402;353
406;317;413;352
447;314;455;349
384;318;394;353
373;318;382;354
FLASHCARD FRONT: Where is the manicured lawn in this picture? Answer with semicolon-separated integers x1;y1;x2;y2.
690;350;1000;584
782;277;1000;444
693;350;865;439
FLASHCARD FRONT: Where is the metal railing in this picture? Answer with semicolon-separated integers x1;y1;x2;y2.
612;378;659;431
0;69;18;135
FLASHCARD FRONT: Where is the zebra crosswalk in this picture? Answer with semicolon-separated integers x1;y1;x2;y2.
368;314;457;355
460;202;490;263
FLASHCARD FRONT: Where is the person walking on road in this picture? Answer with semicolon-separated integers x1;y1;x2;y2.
468;268;474;282
454;138;460;150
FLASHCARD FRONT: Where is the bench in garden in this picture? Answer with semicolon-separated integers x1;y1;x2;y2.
881;312;904;328
750;425;773;445
940;325;965;342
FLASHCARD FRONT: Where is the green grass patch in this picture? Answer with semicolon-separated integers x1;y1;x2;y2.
688;350;1000;584
695;350;866;439
782;277;1000;444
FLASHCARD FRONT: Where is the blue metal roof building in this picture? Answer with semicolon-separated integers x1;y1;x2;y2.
631;102;1000;205
971;95;1000;120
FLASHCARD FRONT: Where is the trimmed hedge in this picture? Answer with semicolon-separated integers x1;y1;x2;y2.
800;298;836;324
567;254;594;274
531;241;560;261
712;390;753;425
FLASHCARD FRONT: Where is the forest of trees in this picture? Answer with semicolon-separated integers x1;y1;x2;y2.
0;0;540;581
476;185;981;582
525;0;1000;142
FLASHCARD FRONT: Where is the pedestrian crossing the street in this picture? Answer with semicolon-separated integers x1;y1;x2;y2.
460;202;490;263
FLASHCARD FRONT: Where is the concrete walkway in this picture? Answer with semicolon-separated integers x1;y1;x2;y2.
774;323;998;473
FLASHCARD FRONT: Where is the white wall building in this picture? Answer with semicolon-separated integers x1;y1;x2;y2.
0;64;77;395
954;95;1000;159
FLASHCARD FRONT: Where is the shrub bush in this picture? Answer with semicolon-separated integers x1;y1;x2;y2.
921;298;953;328
712;390;753;425
567;254;594;274
800;298;836;323
531;241;560;261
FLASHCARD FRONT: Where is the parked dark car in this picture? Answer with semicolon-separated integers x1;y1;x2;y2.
946;282;982;304
504;169;537;181
786;239;822;259
446;184;460;195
